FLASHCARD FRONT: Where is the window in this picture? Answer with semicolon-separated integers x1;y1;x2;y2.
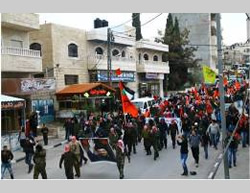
138;53;141;61
143;54;149;60
30;43;42;56
112;49;119;56
68;43;78;57
162;54;167;62
11;40;23;48
153;55;158;61
95;47;103;55
122;51;126;57
64;75;79;85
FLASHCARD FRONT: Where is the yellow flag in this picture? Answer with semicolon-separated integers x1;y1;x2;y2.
202;65;216;84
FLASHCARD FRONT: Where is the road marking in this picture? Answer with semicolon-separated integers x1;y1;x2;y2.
208;172;214;179
214;162;219;168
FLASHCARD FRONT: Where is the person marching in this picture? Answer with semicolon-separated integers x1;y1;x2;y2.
206;120;220;150
142;125;152;155
189;129;201;167
59;144;79;179
69;136;81;177
150;126;160;161
1;145;14;179
177;135;189;176
115;139;130;179
169;120;179;149
33;144;47;179
41;123;49;146
23;134;36;173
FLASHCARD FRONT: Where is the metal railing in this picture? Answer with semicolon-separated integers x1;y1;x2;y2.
1;47;41;57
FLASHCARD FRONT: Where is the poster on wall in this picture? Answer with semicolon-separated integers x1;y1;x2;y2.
21;78;56;93
32;99;54;123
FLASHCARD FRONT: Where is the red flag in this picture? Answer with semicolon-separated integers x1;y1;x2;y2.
234;81;241;91
115;68;122;76
119;81;138;117
223;77;228;86
213;89;219;98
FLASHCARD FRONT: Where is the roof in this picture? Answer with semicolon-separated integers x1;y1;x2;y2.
1;94;25;103
56;83;116;95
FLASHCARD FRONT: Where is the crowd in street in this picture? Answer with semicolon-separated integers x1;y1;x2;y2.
1;78;249;179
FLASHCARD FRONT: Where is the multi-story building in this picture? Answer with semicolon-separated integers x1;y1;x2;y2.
29;20;169;114
171;13;218;70
1;13;52;150
135;40;169;97
1;13;56;126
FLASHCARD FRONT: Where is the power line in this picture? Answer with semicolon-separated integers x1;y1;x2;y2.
110;13;141;29
112;13;163;35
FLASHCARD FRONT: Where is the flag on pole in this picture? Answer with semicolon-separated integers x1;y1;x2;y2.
119;81;138;118
202;65;217;84
115;68;122;76
119;81;135;100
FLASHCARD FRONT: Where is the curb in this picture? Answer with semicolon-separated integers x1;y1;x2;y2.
207;152;223;179
14;140;68;164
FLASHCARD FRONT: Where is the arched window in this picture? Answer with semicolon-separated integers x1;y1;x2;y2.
95;47;103;55
112;49;119;56
143;54;149;60
162;54;167;62
30;43;42;56
121;51;126;57
68;43;78;57
153;55;158;61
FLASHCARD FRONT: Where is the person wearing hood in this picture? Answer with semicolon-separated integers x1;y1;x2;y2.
59;144;78;179
115;139;130;179
33;144;47;179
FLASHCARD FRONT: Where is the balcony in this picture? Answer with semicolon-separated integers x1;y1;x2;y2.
87;28;135;46
137;60;170;74
1;13;40;31
1;47;42;73
87;54;136;71
136;40;169;52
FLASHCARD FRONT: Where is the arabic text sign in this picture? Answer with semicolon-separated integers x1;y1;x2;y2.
21;78;56;93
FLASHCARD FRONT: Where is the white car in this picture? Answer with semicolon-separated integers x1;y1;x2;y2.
131;97;156;113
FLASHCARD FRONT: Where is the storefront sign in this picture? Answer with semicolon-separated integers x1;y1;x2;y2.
97;71;135;82
89;89;107;95
146;73;164;80
21;78;56;93
1;101;25;109
146;73;158;79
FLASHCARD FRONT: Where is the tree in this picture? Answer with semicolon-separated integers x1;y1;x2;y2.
156;13;200;91
132;13;143;41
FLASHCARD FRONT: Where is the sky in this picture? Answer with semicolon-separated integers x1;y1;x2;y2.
38;13;248;46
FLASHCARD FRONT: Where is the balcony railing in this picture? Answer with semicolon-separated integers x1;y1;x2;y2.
89;54;135;62
1;47;41;58
137;60;169;73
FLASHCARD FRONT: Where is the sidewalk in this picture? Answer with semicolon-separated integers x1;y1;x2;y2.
13;122;67;163
214;146;250;179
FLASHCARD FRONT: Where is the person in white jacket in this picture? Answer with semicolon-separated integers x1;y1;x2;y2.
206;120;220;149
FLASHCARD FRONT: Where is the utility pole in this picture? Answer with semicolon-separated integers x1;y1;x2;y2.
107;28;112;87
216;13;230;179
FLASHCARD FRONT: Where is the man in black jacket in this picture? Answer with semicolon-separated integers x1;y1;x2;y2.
177;135;189;176
59;144;79;179
23;135;36;173
1;146;14;179
169;120;179;149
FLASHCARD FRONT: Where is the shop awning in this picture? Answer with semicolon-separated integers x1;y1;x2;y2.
56;83;116;96
1;94;26;109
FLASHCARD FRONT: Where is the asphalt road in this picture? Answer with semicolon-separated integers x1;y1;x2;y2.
5;136;228;179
